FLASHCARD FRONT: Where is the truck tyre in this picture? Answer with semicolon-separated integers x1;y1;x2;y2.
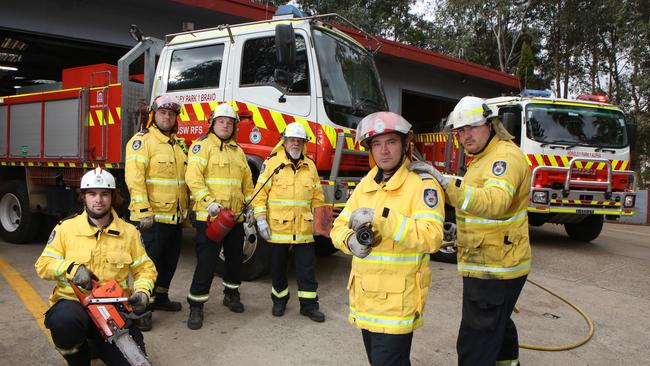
0;180;42;243
564;214;604;242
431;207;458;263
215;223;270;281
315;235;338;256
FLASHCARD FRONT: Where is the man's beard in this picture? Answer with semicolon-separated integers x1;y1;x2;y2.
288;149;301;160
86;206;110;219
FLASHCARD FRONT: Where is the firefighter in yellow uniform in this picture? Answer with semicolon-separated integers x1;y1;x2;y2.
252;122;326;322
125;94;189;330
35;168;157;366
330;112;445;365
185;103;255;330
410;96;532;366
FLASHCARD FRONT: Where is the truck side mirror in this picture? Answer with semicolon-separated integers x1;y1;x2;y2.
275;24;296;69
626;123;637;151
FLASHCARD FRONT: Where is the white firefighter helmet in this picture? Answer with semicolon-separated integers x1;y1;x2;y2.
80;168;116;190
209;103;239;126
283;122;308;140
447;96;498;130
355;111;412;148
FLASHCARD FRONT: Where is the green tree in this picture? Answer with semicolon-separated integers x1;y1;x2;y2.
517;42;535;89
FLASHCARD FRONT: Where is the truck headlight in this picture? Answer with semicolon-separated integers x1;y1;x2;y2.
624;195;635;208
532;190;549;204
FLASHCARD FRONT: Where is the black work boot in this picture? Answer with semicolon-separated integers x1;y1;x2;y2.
300;307;325;323
272;302;286;317
150;295;182;312
138;312;152;332
187;307;204;330
223;293;245;313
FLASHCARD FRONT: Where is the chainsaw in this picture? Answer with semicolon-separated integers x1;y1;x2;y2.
70;278;153;366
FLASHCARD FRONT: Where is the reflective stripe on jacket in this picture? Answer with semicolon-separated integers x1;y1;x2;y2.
125;125;189;224
185;133;254;221
445;136;532;280
35;209;157;306
252;150;324;244
330;159;445;334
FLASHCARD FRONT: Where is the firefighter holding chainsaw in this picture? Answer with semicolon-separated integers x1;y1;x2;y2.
330;112;444;365
125;94;189;331
184;103;254;330
409;96;532;366
252;122;326;322
35;168;157;366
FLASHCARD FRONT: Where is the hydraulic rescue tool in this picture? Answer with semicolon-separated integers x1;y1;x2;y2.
206;163;287;242
70;278;153;366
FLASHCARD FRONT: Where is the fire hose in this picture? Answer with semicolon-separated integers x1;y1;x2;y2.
517;278;595;351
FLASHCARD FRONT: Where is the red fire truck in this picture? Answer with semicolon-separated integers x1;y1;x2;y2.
0;8;378;279
414;90;638;262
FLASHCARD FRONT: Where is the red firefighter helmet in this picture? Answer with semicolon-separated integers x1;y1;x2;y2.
355;111;412;148
150;95;181;114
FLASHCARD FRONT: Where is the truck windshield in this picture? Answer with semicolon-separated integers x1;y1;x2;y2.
312;27;387;128
525;104;628;148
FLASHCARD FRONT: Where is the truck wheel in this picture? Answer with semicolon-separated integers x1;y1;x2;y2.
430;221;458;263
315;235;338;256
215;223;270;281
0;180;42;243
564;214;604;242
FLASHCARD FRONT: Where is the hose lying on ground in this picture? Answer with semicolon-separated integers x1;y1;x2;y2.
517;278;595;351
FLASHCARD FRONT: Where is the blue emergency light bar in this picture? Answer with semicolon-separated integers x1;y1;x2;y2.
521;89;552;98
275;5;305;18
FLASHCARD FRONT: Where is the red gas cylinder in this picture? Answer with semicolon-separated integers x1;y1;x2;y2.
205;208;236;242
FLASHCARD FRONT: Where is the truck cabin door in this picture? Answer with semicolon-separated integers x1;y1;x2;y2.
230;27;317;156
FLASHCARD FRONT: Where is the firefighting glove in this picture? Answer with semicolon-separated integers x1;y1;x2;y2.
408;161;451;189
347;233;371;258
128;291;149;307
256;218;271;241
349;208;375;231
207;202;224;217
139;215;154;230
72;264;93;291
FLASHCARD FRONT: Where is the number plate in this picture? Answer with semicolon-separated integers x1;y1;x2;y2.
576;209;594;215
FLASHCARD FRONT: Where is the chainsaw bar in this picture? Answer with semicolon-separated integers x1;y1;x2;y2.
113;332;153;366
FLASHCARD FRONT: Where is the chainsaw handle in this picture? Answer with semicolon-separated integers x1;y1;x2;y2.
68;272;100;306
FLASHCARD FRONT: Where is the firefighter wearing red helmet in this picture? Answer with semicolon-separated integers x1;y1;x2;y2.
184;103;255;330
330;111;445;365
252;122;326;322
35;168;157;365
409;96;532;365
125;94;189;331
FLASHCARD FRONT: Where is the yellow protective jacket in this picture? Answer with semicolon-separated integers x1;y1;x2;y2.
252;149;325;244
35;210;157;306
330;159;445;335
445;136;532;280
125;125;189;224
186;133;254;221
